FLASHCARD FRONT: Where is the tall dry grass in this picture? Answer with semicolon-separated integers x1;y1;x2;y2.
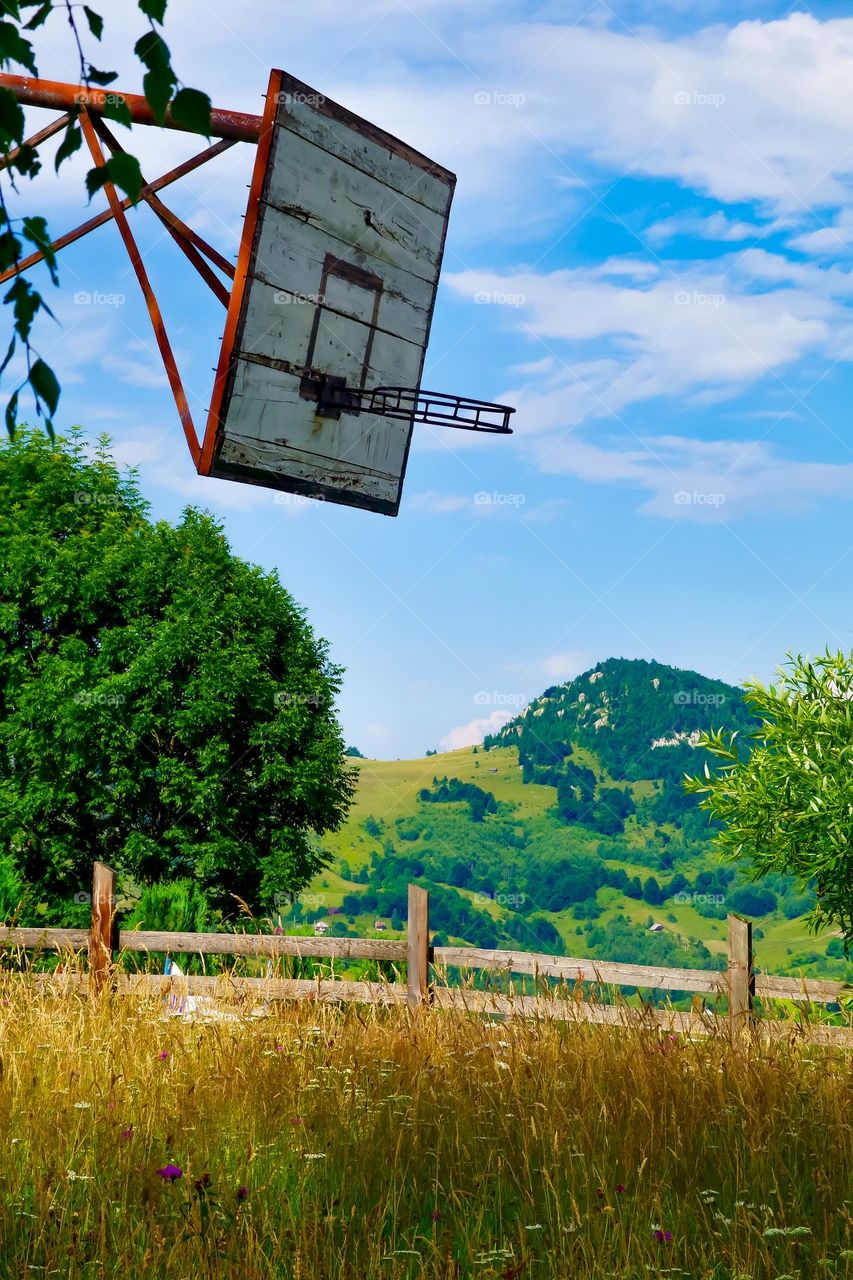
0;982;851;1279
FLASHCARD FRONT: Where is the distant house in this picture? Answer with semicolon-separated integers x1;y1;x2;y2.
313;920;330;935
648;922;664;933
374;919;387;931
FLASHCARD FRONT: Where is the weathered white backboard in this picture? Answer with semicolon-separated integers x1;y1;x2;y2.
201;70;456;515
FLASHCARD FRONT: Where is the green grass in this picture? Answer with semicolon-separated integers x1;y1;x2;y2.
2;986;853;1278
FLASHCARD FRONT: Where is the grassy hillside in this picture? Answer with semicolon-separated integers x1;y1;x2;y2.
301;660;846;985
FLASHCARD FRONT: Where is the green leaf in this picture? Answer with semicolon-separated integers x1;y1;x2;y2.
0;336;14;376
0;21;36;73
54;120;81;170
22;216;56;285
4;274;39;342
135;29;170;70
138;0;168;21
4;388;17;438
135;31;174;122
0;229;19;272
29;357;59;417
100;95;133;129
85;164;109;200
169;87;211;136
86;64;118;86
106;151;143;202
82;5;103;38
11;140;38;177
86;152;143;203
23;0;51;29
0;84;24;148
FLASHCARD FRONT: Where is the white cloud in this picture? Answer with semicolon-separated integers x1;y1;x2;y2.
439;710;512;751
537;431;853;520
446;256;833;434
646;211;762;244
541;652;588;681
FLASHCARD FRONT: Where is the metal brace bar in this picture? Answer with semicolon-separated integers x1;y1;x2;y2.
90;117;232;307
79;109;202;467
0;111;70;173
0;138;236;286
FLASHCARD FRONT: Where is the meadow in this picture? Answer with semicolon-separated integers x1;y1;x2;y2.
1;986;852;1279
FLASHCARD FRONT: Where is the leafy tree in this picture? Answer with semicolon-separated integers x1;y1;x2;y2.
0;429;354;913
345;746;364;758
642;875;665;906
685;651;853;945
0;852;23;920
124;877;215;934
0;2;212;434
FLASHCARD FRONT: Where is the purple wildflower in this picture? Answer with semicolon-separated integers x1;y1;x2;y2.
652;1229;673;1243
236;1186;249;1201
120;1126;133;1140
159;1050;169;1061
431;1208;441;1221
157;1164;182;1182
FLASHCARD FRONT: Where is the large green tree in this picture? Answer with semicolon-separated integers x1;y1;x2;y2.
685;651;853;946
0;428;354;915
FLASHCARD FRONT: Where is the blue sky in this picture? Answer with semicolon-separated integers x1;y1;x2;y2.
13;0;853;756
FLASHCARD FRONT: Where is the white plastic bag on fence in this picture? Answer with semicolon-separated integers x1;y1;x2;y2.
163;956;198;1015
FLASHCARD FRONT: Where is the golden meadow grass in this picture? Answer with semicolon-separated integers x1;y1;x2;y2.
1;985;852;1279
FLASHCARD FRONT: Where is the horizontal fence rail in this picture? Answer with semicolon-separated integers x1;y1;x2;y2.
0;864;850;1038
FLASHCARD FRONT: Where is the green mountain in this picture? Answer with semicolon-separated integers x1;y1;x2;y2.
302;658;845;986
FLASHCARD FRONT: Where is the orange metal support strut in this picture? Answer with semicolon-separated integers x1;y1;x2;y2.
0;74;262;143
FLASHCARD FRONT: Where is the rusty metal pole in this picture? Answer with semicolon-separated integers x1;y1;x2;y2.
0;73;262;142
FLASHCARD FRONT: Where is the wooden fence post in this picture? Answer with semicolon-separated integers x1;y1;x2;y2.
727;913;754;1036
407;884;430;1008
89;862;117;995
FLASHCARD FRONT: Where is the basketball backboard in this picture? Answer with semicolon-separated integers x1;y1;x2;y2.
199;71;457;516
1;68;512;516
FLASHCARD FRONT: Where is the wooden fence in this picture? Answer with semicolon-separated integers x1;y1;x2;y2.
0;862;850;1042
